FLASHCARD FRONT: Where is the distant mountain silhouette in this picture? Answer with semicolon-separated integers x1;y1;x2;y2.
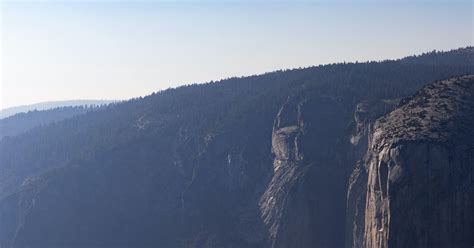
0;100;116;119
0;105;110;140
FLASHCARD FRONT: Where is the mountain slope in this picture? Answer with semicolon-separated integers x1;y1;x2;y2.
0;48;473;248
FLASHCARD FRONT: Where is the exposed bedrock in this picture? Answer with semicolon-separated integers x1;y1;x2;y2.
362;76;474;248
260;96;353;248
345;99;399;248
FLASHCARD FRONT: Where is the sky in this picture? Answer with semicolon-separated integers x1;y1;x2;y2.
1;0;472;109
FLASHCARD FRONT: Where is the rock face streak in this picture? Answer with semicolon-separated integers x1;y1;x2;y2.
361;76;474;248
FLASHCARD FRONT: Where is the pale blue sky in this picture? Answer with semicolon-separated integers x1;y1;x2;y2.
1;0;472;109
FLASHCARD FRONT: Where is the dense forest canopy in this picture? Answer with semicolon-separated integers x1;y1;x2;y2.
0;105;107;140
1;47;473;199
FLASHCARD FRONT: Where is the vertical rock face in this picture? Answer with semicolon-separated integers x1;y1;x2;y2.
346;99;399;248
362;76;474;248
260;96;352;248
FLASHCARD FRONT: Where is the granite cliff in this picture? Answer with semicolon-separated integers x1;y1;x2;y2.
360;75;474;248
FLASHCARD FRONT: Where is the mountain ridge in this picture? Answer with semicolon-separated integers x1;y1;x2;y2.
0;100;116;119
0;47;473;248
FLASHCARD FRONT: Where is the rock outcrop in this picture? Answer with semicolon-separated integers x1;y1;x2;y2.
260;96;352;247
362;75;474;248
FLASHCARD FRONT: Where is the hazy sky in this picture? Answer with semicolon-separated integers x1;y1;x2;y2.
1;0;472;109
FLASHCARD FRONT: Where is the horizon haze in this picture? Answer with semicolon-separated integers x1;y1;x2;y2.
1;0;472;109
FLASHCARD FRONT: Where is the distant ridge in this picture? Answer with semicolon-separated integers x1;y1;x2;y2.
0;100;116;119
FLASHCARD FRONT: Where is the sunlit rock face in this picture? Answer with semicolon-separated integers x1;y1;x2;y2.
363;76;474;248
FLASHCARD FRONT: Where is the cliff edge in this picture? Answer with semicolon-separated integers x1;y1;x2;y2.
363;75;474;248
